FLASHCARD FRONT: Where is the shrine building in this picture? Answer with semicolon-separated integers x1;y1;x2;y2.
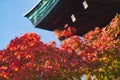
24;0;120;35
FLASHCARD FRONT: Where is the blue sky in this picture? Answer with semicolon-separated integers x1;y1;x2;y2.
0;0;60;50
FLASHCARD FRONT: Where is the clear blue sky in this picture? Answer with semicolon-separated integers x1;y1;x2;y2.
0;0;60;50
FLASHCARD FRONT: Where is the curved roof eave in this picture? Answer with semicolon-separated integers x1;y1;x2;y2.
23;0;41;17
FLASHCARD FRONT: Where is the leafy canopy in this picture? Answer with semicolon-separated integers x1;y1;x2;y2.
0;14;120;80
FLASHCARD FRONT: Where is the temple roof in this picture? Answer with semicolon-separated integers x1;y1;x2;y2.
24;0;120;35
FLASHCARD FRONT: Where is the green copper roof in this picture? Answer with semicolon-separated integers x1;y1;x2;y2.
24;0;59;26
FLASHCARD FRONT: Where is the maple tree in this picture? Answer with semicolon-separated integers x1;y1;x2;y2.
54;24;76;41
0;14;120;80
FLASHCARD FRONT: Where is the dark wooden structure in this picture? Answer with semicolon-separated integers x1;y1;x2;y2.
24;0;120;35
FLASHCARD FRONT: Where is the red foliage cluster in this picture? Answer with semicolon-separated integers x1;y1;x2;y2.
0;33;69;79
54;25;76;41
0;14;120;79
59;14;120;79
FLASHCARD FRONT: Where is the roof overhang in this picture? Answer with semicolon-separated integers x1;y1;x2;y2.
24;0;120;35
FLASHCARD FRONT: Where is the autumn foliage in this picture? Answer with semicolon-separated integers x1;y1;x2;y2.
0;14;120;80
